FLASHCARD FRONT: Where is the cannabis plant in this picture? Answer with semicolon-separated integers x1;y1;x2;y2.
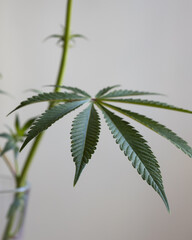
0;0;192;239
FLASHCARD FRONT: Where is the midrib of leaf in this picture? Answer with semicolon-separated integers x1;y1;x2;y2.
73;107;92;184
97;103;169;211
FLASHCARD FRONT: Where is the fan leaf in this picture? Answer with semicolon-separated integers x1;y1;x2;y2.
101;98;192;114
71;103;100;186
8;92;87;115
101;102;192;158
101;90;163;98
95;85;120;98
98;104;169;211
20;100;88;151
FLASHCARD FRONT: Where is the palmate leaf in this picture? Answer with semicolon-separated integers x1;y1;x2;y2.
20;100;88;151
8;92;87;115
97;104;169;211
0;115;36;160
14;115;36;137
95;85;120;98
101;90;163;98
101;102;192;158
45;32;86;46
8;84;192;211
71;103;100;185
101;98;192;114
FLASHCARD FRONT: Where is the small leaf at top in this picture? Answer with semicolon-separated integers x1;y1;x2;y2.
45;32;86;46
70;34;87;43
95;85;120;98
71;103;100;186
20;100;88;151
98;104;169;211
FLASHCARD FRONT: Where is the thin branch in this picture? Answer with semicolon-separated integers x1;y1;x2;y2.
0;147;16;178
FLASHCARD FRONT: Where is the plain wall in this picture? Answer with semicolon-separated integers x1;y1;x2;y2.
1;0;192;239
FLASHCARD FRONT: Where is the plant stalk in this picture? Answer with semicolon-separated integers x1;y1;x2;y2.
2;1;73;238
18;0;73;187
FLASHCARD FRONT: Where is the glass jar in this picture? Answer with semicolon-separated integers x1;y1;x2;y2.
0;176;30;240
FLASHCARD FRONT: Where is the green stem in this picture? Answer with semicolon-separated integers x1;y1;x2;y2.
0;147;16;178
55;0;73;92
18;0;73;187
18;134;44;187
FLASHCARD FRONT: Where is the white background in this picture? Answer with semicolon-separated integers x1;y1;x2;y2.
1;0;192;239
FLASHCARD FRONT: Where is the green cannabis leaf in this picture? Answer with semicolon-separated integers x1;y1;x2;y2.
10;85;192;210
97;104;169;211
71;103;100;186
45;28;87;47
0;115;35;159
20;99;89;151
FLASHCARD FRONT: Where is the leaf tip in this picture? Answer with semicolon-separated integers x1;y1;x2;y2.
73;174;79;187
160;191;170;213
7;106;19;117
73;180;77;187
19;140;28;152
73;163;85;186
165;202;170;213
